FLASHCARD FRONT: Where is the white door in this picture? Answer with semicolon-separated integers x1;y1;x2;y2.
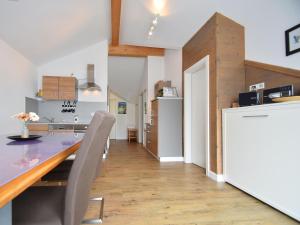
191;68;207;168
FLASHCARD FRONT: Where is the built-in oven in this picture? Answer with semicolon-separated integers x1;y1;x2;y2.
74;124;89;133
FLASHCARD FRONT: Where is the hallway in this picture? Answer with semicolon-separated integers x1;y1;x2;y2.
86;141;298;225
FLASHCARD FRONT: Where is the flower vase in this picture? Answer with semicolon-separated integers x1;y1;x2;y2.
21;123;29;138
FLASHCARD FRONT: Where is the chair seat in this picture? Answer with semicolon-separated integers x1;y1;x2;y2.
13;186;65;225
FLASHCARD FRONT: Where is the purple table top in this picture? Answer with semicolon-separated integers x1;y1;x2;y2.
0;132;84;187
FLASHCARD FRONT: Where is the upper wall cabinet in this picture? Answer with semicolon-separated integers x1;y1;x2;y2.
58;77;77;100
42;76;77;100
42;76;59;100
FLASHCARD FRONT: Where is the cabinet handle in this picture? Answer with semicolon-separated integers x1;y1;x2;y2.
242;115;269;118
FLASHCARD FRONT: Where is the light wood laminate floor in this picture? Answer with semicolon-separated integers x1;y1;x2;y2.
86;141;299;225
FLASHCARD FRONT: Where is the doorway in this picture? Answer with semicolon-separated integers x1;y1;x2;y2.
109;96;117;139
184;56;209;174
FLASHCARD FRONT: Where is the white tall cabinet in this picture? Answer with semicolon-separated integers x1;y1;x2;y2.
223;102;300;221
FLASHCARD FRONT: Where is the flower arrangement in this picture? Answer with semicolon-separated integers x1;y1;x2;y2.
13;112;40;122
12;112;40;138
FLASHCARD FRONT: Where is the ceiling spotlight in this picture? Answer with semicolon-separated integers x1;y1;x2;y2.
147;14;160;38
154;0;165;13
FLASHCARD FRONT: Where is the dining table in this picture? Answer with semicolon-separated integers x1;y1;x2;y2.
0;132;84;225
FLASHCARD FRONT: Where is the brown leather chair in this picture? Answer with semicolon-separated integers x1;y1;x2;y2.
12;111;115;225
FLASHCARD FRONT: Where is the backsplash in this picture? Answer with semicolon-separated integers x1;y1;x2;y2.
25;97;107;123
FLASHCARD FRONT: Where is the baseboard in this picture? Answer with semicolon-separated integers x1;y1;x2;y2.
208;171;225;182
145;149;160;160
159;157;184;162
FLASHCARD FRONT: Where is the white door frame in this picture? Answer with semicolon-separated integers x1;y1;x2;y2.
184;55;210;175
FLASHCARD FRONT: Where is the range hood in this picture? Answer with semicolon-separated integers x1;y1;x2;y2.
79;64;102;92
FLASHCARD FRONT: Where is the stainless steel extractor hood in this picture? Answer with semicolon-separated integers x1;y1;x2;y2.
79;64;102;92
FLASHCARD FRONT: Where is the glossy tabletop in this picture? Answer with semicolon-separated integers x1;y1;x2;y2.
0;132;84;207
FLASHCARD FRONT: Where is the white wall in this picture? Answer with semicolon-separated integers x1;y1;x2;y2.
218;0;300;70
109;92;136;140
146;56;165;122
0;39;37;135
164;49;183;97
38;41;108;102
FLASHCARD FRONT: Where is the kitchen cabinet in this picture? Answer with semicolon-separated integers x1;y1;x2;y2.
27;124;49;131
149;98;182;160
58;77;77;100
42;76;77;100
42;76;59;100
223;102;300;221
149;100;158;157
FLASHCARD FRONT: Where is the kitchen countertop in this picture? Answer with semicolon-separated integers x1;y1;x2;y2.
29;122;90;125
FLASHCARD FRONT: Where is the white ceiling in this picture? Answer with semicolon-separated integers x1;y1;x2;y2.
108;56;146;103
120;0;217;49
0;0;110;65
0;0;227;65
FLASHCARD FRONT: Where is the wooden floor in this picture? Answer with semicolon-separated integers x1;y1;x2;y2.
86;141;299;225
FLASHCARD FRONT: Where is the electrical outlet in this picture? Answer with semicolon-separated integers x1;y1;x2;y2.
256;82;265;90
249;82;265;91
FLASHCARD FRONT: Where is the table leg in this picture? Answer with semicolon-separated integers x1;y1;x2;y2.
0;202;12;225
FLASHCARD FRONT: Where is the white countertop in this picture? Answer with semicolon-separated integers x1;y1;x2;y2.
223;100;300;112
29;122;90;125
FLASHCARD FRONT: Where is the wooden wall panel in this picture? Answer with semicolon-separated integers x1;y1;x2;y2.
183;13;245;174
216;14;245;173
245;65;300;95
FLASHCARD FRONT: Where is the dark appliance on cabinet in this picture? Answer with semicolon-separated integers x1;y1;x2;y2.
239;92;260;107
263;85;293;104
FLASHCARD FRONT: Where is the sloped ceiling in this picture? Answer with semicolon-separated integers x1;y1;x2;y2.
120;0;217;49
0;0;110;65
108;56;146;103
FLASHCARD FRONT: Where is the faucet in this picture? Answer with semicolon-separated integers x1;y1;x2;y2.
42;116;55;123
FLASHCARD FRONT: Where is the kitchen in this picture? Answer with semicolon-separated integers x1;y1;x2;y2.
23;41;108;135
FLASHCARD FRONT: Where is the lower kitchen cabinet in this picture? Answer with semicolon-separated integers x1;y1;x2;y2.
223;102;300;221
149;98;183;160
27;124;49;131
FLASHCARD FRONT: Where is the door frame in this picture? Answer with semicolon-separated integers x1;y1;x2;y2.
184;55;210;175
138;94;143;143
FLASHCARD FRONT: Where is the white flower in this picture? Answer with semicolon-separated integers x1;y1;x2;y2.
29;112;40;122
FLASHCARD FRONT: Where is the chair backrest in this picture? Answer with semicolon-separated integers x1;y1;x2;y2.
64;111;115;225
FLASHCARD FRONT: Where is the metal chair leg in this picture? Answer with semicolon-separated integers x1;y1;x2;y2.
81;197;104;224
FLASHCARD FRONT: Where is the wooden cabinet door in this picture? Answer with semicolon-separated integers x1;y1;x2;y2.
42;76;59;100
27;124;49;131
59;77;76;100
150;100;158;157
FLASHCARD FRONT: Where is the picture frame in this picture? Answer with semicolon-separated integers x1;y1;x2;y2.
285;23;300;56
118;102;127;114
162;87;178;97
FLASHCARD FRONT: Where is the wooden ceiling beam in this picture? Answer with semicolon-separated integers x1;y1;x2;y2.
111;0;122;46
110;0;165;57
109;45;165;57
